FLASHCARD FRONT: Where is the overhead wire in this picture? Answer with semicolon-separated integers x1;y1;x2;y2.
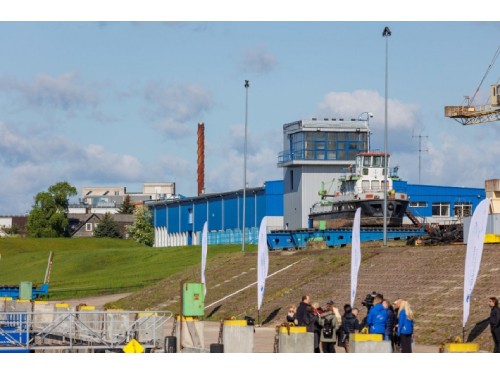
470;45;500;105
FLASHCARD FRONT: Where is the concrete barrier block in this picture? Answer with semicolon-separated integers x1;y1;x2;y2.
77;307;103;341
33;301;55;331
350;340;392;353
277;332;314;353
174;318;204;352
222;323;254;353
182;346;210;353
136;313;163;345
103;310;130;344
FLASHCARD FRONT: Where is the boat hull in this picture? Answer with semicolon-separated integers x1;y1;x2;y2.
309;199;409;228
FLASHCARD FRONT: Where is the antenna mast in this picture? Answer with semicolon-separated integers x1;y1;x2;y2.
412;128;429;184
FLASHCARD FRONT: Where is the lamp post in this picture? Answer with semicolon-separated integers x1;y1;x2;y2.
242;80;249;252
382;26;391;247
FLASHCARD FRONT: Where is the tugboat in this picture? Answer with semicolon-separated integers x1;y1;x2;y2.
309;152;409;228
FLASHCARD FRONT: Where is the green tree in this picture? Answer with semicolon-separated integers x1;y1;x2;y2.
126;205;154;246
93;212;122;239
117;194;134;214
26;181;77;238
4;223;21;235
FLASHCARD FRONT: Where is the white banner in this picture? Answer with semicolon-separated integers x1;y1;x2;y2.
201;221;208;298
351;207;362;307
257;216;269;310
463;199;490;327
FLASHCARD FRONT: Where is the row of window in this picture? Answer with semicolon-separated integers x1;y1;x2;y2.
409;202;472;217
304;150;362;160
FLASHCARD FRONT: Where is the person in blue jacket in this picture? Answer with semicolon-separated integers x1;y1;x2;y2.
397;300;414;353
367;296;387;334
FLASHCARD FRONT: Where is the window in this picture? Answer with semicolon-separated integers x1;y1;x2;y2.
315;132;325;141
349;133;358;141
373;156;381;167
338;142;346;150
362;180;370;191
327;133;337;141
337;151;347;160
305;132;314;141
338;133;347;141
348;143;358;149
360;133;367;141
409;202;427;207
454;203;472;217
348;151;358;160
305;151;314;159
114;191;119;195
432;202;450;217
316;141;325;150
86;223;92;231
316;151;325;159
327;141;336;150
188;209;193;224
363;156;371;167
360;142;368;151
290;170;294;190
327;151;336;160
371;180;380;190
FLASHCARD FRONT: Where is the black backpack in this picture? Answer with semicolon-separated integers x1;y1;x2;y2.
323;318;334;338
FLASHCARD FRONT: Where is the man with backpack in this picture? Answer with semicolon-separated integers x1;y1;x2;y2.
318;305;339;353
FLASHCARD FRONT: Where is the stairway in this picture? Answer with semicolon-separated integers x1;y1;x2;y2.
405;208;422;228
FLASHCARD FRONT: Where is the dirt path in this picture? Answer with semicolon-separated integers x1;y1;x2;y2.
53;292;132;310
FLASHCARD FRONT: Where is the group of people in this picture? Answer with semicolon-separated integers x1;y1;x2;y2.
286;294;414;353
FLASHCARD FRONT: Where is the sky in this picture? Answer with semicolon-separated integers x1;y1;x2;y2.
1;20;500;213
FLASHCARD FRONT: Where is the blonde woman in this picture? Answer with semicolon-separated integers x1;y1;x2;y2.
287;305;297;325
397;300;414;353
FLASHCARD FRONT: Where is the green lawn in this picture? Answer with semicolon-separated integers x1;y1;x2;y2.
0;238;256;300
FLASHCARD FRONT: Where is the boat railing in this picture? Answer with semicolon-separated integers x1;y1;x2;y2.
340;167;400;179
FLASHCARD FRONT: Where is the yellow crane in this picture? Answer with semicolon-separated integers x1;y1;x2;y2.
445;45;500;125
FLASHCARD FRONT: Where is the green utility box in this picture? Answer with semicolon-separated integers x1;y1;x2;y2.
319;221;326;230
182;283;204;316
19;281;33;300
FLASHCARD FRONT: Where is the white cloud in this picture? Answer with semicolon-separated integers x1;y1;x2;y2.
239;44;279;75
143;82;214;122
155;119;195;139
0;71;99;111
317;90;421;130
205;125;281;193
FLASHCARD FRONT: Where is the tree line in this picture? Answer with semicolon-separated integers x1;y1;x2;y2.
22;181;154;246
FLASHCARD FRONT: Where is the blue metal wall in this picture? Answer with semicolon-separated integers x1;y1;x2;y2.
393;181;485;217
150;180;284;233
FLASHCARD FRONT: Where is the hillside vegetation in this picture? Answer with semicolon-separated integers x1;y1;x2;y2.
0;238;255;300
112;243;500;352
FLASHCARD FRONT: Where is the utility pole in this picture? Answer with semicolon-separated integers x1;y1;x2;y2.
412;128;429;184
382;26;391;247
242;80;249;252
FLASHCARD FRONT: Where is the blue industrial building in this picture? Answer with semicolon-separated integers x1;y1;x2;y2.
148;180;283;246
394;181;485;225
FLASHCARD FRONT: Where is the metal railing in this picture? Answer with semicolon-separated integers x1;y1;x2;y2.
340;166;400;178
278;150;305;163
0;310;172;351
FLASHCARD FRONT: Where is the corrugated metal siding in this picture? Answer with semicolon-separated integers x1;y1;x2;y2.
463;214;500;244
256;192;267;225
265;180;283;195
156;206;166;227
224;195;238;230
209;198;222;231
180;202;192;233
194;200;207;232
283;167;303;229
167;205;179;233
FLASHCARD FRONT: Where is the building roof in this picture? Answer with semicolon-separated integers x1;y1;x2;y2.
69;213;134;236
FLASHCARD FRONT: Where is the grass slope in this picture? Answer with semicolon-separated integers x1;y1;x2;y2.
0;238;255;300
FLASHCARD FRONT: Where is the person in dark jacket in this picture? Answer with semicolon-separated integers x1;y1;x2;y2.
341;305;361;353
397;300;414;353
286;305;297;324
296;295;310;326
303;304;320;352
318;306;339;353
367;296;387;334
489;297;500;353
382;299;395;352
